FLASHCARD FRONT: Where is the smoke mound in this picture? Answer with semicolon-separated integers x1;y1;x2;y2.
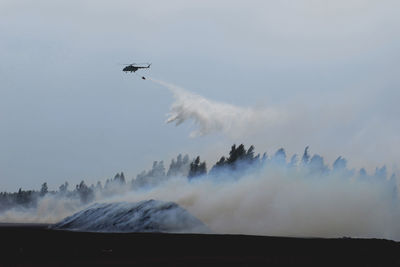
149;78;281;137
51;200;210;233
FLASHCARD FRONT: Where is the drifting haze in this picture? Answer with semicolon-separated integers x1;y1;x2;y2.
1;144;399;240
119;169;399;239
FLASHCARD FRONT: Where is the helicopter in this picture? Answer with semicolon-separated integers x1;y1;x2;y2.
122;63;151;73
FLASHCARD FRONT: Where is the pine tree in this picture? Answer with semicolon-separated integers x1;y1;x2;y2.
188;156;207;179
59;182;69;194
40;182;48;197
301;146;310;165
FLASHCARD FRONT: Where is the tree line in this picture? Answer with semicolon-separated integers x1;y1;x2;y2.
0;145;397;212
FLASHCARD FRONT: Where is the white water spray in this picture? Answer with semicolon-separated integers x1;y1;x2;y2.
148;78;283;138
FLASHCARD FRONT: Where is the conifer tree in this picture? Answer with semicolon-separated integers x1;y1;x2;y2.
40;182;48;197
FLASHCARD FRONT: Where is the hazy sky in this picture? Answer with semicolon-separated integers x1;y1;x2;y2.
1;0;399;191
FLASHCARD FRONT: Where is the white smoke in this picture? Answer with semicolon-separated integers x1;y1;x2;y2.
149;78;283;138
0;194;82;223
107;167;400;240
0;150;399;240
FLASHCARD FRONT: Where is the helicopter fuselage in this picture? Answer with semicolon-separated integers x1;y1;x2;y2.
123;65;139;72
122;64;150;73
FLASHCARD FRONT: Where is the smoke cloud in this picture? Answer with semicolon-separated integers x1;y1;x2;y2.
1;145;399;240
111;167;400;240
0;194;82;223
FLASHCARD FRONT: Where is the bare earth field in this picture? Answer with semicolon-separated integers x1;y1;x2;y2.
1;223;399;266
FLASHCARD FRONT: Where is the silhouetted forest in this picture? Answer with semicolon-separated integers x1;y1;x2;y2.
0;145;397;213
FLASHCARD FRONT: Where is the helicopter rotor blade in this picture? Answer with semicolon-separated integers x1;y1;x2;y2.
118;62;150;66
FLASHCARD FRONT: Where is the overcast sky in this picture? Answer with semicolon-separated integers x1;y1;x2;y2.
1;0;399;191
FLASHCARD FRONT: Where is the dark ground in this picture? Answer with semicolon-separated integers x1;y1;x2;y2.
1;223;399;266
